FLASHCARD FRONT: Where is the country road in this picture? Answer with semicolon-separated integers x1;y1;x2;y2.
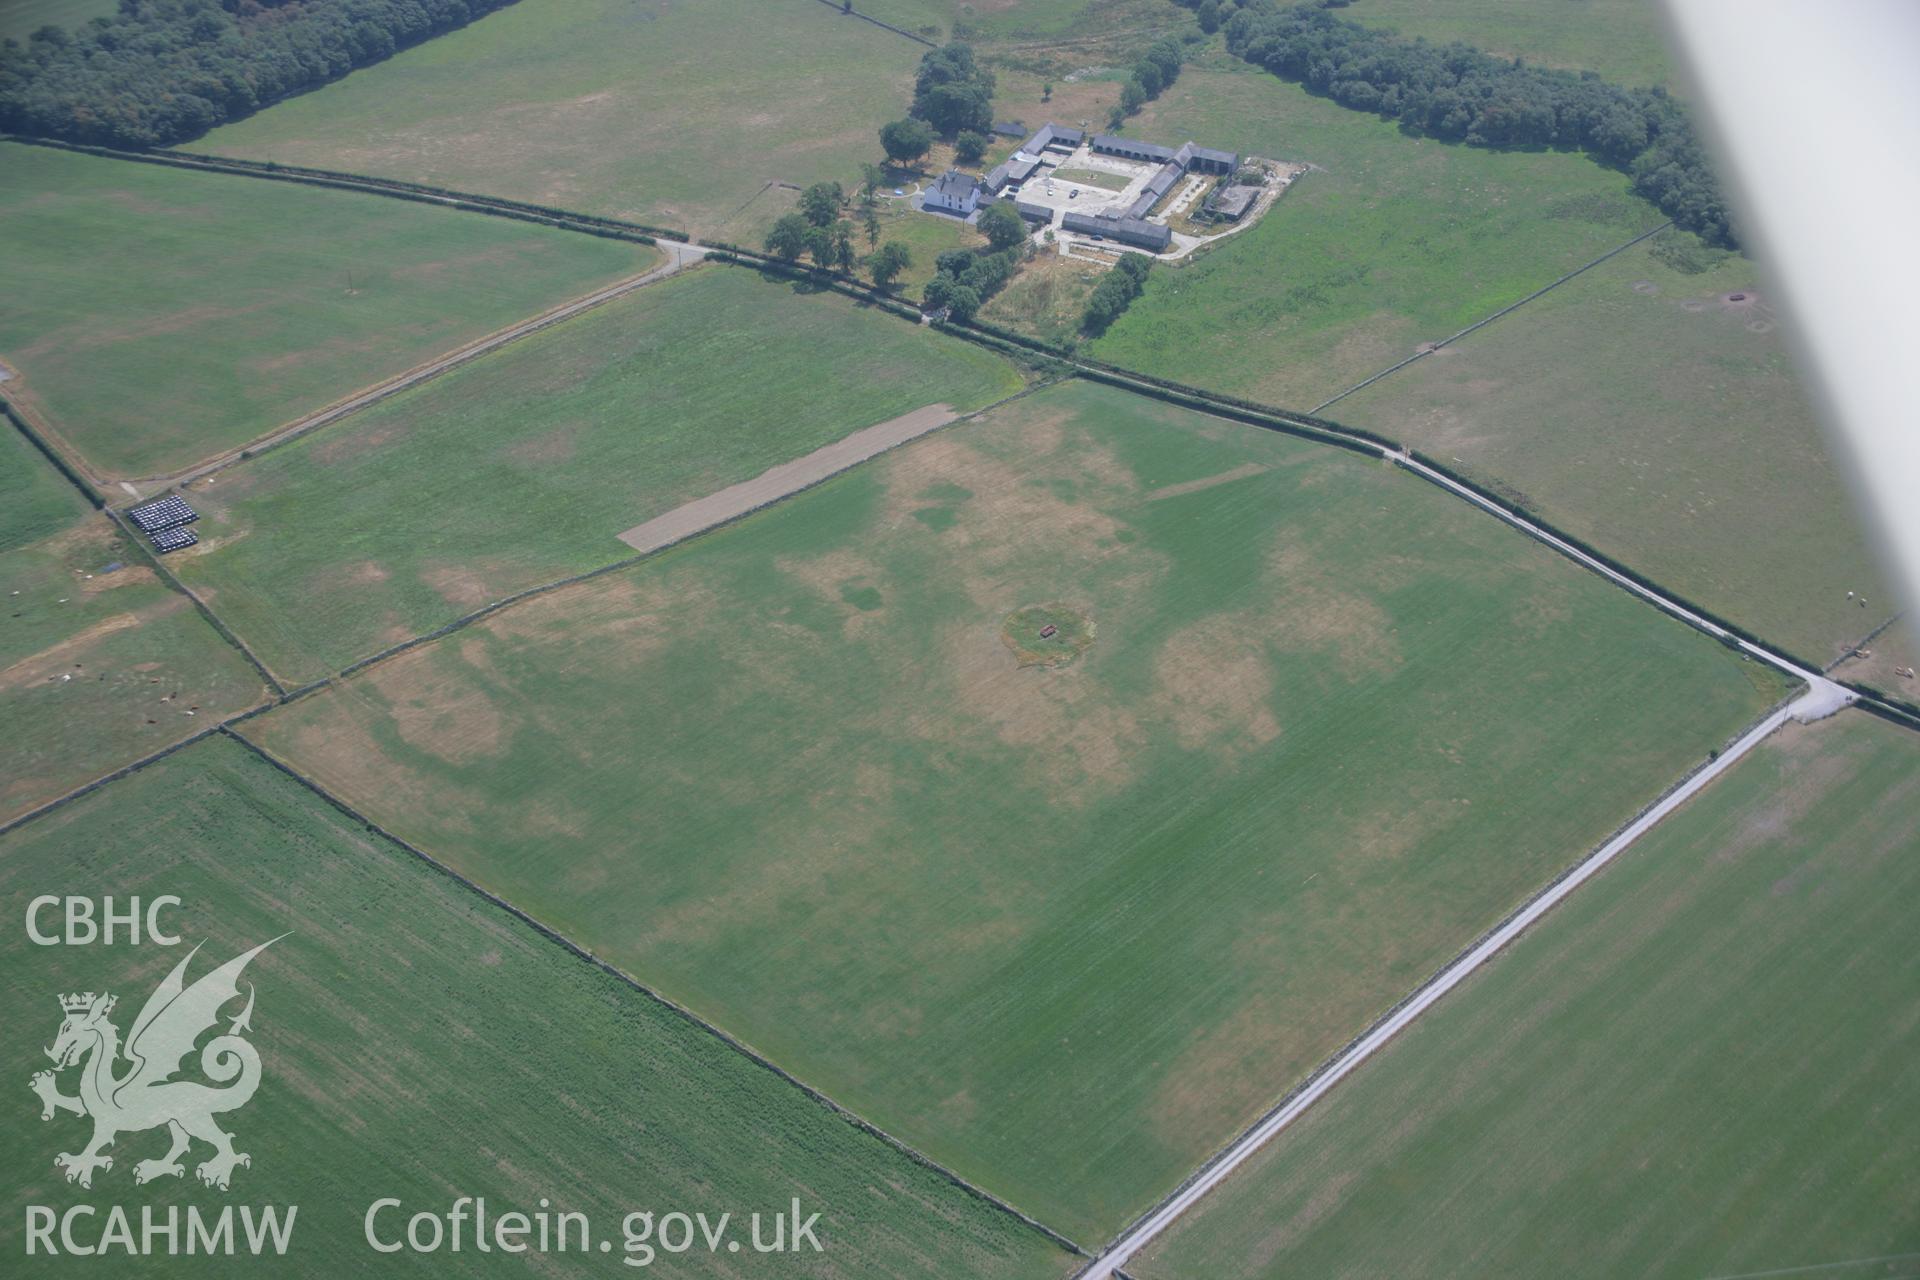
122;239;707;497
1080;675;1848;1280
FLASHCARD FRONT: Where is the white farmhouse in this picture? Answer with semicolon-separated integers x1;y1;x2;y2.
924;169;982;216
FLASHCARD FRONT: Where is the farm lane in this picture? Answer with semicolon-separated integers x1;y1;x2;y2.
1080;680;1844;1280
120;239;708;497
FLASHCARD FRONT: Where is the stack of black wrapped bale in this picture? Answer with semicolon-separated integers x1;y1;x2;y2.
127;495;199;553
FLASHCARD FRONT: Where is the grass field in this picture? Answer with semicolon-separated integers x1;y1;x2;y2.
0;142;653;481
242;379;1789;1240
1343;0;1680;89
0;736;1075;1276
866;200;987;301
0;414;89;554
1083;61;1665;407
199;0;920;239
0;0;119;41
1833;620;1918;705
980;250;1108;349
0;510;266;822
169;266;1024;685
1133;711;1920;1279
1330;236;1889;667
858;0;1184;45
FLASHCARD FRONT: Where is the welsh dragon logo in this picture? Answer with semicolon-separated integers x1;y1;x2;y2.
31;939;282;1191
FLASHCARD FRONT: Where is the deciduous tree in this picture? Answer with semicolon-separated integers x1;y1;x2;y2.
880;117;935;165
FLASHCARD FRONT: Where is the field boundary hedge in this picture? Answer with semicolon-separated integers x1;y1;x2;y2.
2;396;103;510
4;138;676;244
219;726;1088;1259
806;0;939;48
2;137;1895;722
5;392;287;697
1311;219;1675;413
1394;449;1831;675
101;502;289;698
0;722;233;839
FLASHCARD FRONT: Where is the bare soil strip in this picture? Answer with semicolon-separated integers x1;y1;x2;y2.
1144;462;1267;502
616;402;960;552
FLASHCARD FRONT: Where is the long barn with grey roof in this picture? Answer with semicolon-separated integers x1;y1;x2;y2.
1093;132;1239;174
984;123;1084;195
1061;210;1171;252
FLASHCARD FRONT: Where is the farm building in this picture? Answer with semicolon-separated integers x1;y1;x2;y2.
1181;143;1239;175
1125;161;1186;219
999;197;1054;226
983;155;1040;195
1020;123;1084;156
924;169;982;216
1208;184;1262;221
984;123;1085;195
1092;134;1178;165
1092;134;1240;177
1061;210;1171;252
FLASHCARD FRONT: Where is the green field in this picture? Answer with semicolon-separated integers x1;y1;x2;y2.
170;266;1024;685
1134;710;1920;1279
200;0;920;239
858;0;1184;44
243;380;1788;1240
1332;236;1888;666
0;143;653;480
1833;620;1918;707
866;199;987;301
0;462;267;821
0;412;89;554
0;0;119;41
1085;62;1664;407
0;736;1074;1276
1344;0;1680;89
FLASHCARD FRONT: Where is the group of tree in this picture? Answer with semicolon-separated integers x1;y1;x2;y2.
910;41;994;136
1081;253;1153;335
1203;0;1736;245
924;204;1029;320
0;0;520;148
764;182;858;271
1112;36;1186;126
879;41;996;168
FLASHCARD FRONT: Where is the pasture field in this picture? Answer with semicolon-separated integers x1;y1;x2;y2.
1344;0;1679;89
1085;63;1664;407
866;201;987;301
980;250;1107;349
1833;620;1918;705
170;267;1024;685
0;492;267;822
0;737;1074;1277
199;0;918;239
1132;711;1920;1279
0;414;89;554
244;380;1788;1241
857;0;1183;44
0;143;655;481
1333;236;1887;666
0;0;118;41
